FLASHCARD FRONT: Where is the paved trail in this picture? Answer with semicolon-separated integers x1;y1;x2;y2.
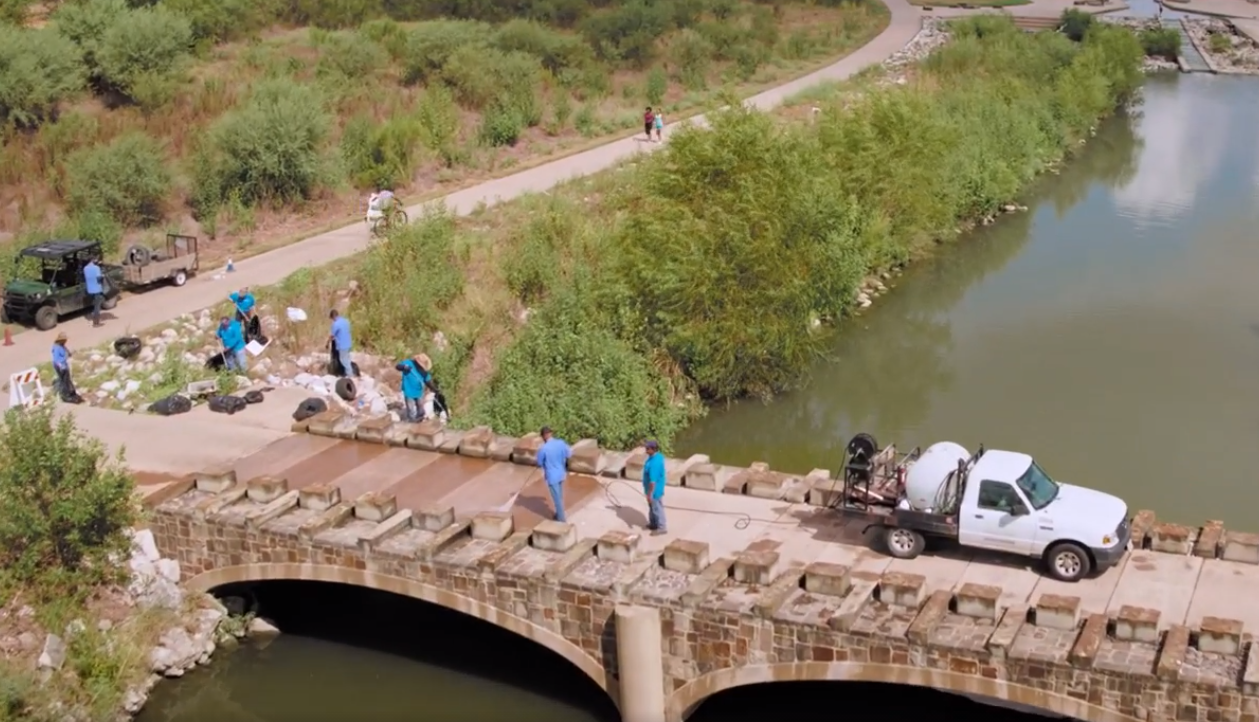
0;0;921;378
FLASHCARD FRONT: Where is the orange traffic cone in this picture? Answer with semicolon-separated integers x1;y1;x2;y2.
3;326;11;347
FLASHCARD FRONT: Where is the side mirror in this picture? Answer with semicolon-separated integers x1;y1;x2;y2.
1010;503;1030;517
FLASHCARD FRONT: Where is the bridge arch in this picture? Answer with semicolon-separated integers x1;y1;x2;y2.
668;662;1140;722
185;563;615;708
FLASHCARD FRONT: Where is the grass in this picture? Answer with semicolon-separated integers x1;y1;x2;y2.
0;0;891;275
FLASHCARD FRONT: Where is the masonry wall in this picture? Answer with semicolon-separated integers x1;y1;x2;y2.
146;411;1259;722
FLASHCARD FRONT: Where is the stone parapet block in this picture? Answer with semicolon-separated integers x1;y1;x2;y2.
778;471;824;504
907;589;952;644
662;539;710;575
355;415;393;444
1156;625;1191;681
457;426;494;458
544;538;598;583
353;492;397;522
298;483;340;511
245;476;288;504
511;433;543;466
415;505;455;532
878;571;925;608
298;502;353;541
827;577;877;632
1195;520;1225;559
682;463;737;492
1114;605;1160;644
986;604;1029;662
402;419;445;451
598;451;632;479
803;562;851;597
357;510;413;553
1035;594;1081;630
1149;522;1194;555
752;567;806;619
194;467;237;494
437;428;465;453
745;468;794;500
1198;617;1244;655
195;487;247;520
1130;509;1157;549
569;439;603;475
724;462;770;496
667;454;709;487
1069;613;1107;668
806;476;845;507
954;583;1001;620
1243;640;1259;695
681;558;734;608
244;490;298;530
417;520;472;561
623;448;648;481
488;435;516;462
305;410;347;437
596;531;639;563
471;511;514;542
732;549;780;586
476;530;531;572
1221;531;1259;564
531;520;578;553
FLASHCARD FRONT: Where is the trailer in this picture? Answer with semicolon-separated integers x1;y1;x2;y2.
120;234;199;288
827;432;1130;582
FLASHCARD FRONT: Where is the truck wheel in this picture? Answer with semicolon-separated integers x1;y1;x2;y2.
172;270;187;287
883;527;926;560
34;306;58;331
101;295;118;310
1046;542;1092;582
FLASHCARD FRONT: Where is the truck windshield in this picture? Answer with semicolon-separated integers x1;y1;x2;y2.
1017;462;1059;510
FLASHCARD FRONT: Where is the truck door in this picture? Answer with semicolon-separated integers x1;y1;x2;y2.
958;479;1037;555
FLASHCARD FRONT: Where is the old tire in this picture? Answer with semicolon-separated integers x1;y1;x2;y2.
114;336;142;359
34;305;57;331
100;295;118;310
292;397;327;422
335;377;357;401
125;245;152;267
172;270;187;287
883;527;926;560
1046;542;1091;582
244;389;264;404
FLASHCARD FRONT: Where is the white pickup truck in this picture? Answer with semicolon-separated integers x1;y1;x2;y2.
830;433;1131;582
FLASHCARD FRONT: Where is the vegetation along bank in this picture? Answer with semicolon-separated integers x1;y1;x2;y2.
236;15;1143;451
0;0;889;276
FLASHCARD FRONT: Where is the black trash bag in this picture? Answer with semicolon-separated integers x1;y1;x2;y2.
244;389;264;404
149;394;192;416
292;397;327;422
327;341;360;377
208;395;248;415
335;377;357;401
114;336;142;360
205;352;227;371
246;315;262;341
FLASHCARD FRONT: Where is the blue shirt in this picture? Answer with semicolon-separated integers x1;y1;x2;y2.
51;344;68;370
230;292;255;315
330;317;352;351
643;451;666;499
83;262;102;294
217;321;245;352
537;437;572;486
398;359;427;399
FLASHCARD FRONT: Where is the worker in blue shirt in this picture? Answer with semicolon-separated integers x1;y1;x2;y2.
216;316;247;372
82;257;104;327
229;287;256;336
51;332;82;403
642;439;667;535
536;426;573;522
327;309;354;377
395;356;427;422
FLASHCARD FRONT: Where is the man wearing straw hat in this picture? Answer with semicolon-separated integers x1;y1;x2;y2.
51;332;83;404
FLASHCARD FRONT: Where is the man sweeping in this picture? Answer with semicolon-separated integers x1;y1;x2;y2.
536;427;572;522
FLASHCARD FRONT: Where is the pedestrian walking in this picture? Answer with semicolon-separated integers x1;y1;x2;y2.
395;355;426;422
216;316;247;372
328;309;354;377
644;106;655;142
654;109;665;142
51;332;82;404
83;256;104;327
643;439;667;535
536;426;573;522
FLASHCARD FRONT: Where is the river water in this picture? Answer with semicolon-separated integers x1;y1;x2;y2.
139;74;1259;721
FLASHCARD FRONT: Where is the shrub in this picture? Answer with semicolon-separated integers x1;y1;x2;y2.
95;4;194;106
416;85;460;166
279;0;382;29
1138;26;1180;59
442;46;542;116
670;28;714;89
199;80;330;209
0;26;85;127
0;406;137;588
162;0;269;43
470;279;688;450
645;66;667;105
355;208;465;354
400;19;493;84
0;0;32;24
65;132;170;226
581;0;673;67
360;17;410;57
341;113;424;189
479;103;524;146
1059;8;1095;42
1208;32;1230;54
53;0;128;82
313;29;387;79
492;18;594;74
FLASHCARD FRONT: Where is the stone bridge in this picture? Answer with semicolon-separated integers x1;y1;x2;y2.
147;412;1259;722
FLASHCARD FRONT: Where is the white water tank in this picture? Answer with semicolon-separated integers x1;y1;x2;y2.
904;441;970;512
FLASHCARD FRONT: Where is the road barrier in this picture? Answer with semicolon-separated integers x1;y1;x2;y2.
8;367;45;409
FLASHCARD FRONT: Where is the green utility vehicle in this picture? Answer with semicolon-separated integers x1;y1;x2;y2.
1;240;124;331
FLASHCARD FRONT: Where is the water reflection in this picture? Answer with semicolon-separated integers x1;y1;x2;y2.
680;75;1259;526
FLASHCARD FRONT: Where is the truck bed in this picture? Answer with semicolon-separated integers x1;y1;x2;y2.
832;504;959;537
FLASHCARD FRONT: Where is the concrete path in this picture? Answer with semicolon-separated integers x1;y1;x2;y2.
1164;0;1259;18
0;0;922;378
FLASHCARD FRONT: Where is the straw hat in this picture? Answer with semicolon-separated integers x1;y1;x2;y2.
55;331;67;342
416;353;432;372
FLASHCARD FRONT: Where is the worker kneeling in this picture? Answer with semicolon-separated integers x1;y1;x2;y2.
395;353;448;423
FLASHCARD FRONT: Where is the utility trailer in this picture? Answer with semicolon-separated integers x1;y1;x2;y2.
826;433;1131;582
120;234;199;288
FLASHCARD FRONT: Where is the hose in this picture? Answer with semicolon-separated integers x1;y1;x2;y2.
596;477;801;531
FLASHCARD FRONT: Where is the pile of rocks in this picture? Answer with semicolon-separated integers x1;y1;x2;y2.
260;351;407;418
882;18;952;78
1185;18;1259;73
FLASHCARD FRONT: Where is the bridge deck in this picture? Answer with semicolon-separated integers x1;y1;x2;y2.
212;435;1259;632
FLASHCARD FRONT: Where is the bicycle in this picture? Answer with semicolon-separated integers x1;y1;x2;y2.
366;196;408;238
